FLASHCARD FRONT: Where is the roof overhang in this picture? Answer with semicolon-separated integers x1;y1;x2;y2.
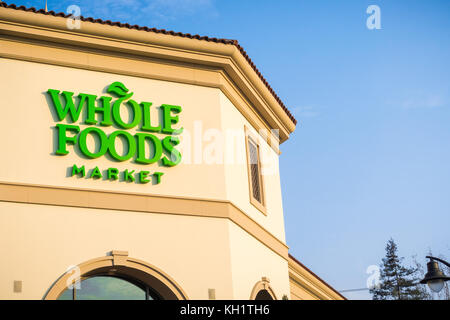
288;254;346;300
0;5;296;144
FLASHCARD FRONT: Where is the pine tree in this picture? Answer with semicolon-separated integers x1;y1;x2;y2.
370;238;429;300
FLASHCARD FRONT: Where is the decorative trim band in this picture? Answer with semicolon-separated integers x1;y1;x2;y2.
0;181;289;260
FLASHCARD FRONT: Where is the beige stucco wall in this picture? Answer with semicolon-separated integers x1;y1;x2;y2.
0;57;226;200
0;58;286;229
220;92;286;241
227;222;290;299
0;201;234;299
0;57;289;299
0;57;287;239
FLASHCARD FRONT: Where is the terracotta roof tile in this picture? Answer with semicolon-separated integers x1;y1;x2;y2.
0;2;296;125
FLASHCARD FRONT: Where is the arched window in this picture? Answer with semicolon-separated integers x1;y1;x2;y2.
249;277;277;300
57;275;160;300
254;289;274;300
45;251;188;300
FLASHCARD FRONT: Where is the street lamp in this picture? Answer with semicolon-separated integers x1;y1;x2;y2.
420;256;450;293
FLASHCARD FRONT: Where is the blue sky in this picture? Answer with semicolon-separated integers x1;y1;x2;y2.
11;0;450;299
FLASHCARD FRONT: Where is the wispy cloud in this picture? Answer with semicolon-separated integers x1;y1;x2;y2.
400;93;448;109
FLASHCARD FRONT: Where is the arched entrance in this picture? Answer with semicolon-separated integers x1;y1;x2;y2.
44;251;188;300
57;275;160;300
254;289;274;300
249;277;277;300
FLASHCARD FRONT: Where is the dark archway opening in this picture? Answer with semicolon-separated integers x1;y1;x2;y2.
58;274;160;300
255;289;274;300
57;265;177;300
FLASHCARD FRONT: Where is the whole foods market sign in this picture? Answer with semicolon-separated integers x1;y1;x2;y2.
47;81;183;184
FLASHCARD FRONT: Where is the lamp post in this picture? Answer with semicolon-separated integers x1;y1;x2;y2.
420;256;450;293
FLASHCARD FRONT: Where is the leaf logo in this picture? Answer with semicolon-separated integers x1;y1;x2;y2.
107;81;133;99
106;82;140;129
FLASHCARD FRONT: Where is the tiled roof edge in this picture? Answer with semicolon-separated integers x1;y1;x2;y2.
0;2;297;125
289;254;347;300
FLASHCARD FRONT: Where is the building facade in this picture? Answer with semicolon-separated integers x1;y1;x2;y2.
0;3;344;300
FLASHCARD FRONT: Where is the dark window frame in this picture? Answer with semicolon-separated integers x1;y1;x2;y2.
60;274;162;300
245;126;266;215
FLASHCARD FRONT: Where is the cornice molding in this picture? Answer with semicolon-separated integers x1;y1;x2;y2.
0;7;296;143
0;181;289;261
288;257;345;300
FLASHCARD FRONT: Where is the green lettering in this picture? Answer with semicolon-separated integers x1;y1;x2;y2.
107;130;136;162
71;164;85;177
135;133;162;164
78;127;109;158
85;96;113;126
161;136;182;167
112;99;142;129
107;167;119;180
139;171;150;184
124;169;135;182
56;124;80;155
47;89;90;122
153;172;164;184
90;166;102;179
161;104;183;134
141;102;161;132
